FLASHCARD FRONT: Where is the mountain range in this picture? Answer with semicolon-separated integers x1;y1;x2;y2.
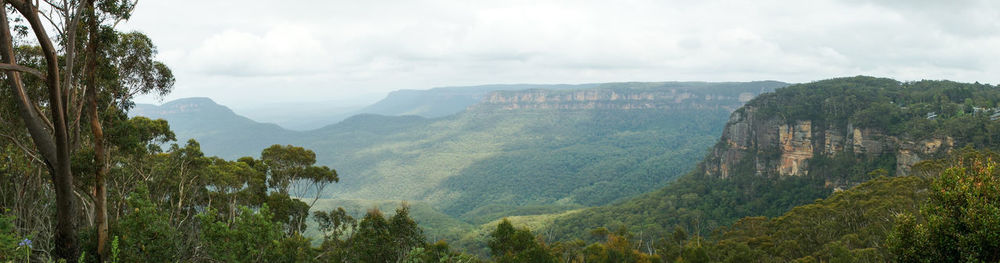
132;81;787;240
132;76;1000;258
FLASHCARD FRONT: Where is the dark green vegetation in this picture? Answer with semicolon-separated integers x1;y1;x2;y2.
751;77;1000;144
547;76;1000;242
4;3;1000;259
708;174;928;262
2;117;469;261
135;81;783;242
547;170;832;242
131;97;298;160
316;109;727;215
77;76;1000;262
461;149;1000;262
889;150;1000;262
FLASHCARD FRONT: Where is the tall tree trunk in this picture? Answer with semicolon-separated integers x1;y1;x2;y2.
5;0;78;259
84;0;108;259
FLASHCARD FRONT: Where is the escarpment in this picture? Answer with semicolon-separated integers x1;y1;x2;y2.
704;105;954;180
473;81;785;112
700;77;988;185
480;89;755;111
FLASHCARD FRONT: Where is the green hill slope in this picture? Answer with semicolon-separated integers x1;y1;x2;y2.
134;82;785;229
707;175;929;262
546;76;1000;242
131;97;300;159
298;82;783;222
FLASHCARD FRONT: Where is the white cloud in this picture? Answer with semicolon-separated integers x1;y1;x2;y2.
185;25;329;76
121;0;1000;110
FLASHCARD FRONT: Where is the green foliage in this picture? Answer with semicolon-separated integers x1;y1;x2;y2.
313;207;355;242
106;116;175;155
269;233;318;263
21;76;1000;261
137;82;781;229
265;192;310;233
549;76;1000;251
260;144;338;195
314;205;438;262
709;175;929;262
349;210;396;262
488;219;558;263
547;172;830;243
404;240;484;263
0;211;18;261
197;205;286;262
577;229;662;263
390;206;427;256
131;98;299;159
109;236;119;263
753;76;1000;144
298;106;738;226
112;186;181;262
889;149;1000;262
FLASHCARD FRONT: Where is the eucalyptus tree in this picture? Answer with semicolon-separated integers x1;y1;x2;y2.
0;0;172;259
260;144;338;233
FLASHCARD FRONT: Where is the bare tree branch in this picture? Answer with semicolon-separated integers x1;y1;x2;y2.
32;101;54;131
0;0;57;166
37;3;64;37
0;62;44;79
0;132;43;164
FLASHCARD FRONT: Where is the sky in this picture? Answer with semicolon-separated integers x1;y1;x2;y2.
124;0;1000;110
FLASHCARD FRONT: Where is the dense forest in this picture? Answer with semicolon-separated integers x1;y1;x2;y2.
546;76;1000;242
133;81;782;243
3;0;1000;262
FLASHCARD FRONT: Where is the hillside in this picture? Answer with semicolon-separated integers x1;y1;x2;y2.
297;81;784;222
356;84;600;119
131;82;786;238
546;76;1000;241
236;102;364;131
706;175;929;262
131;97;300;159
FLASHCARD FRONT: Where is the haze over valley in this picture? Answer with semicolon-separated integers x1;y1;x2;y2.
3;1;1000;262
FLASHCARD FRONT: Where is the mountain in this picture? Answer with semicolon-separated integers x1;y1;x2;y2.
354;84;600;118
131;97;300;159
707;175;929;262
130;81;788;239
546;76;1000;241
296;81;784;220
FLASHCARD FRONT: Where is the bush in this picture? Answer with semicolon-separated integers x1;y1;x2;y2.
112;186;181;262
198;205;284;262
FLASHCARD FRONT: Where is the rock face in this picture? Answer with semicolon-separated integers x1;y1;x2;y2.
704;105;954;180
478;88;762;111
778;121;814;176
132;97;225;116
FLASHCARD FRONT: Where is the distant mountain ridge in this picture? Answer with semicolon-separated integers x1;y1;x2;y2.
475;81;782;111
130;81;790;242
546;76;1000;241
132;97;299;159
354;84;601;119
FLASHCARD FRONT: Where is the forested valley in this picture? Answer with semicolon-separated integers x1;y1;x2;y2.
3;1;1000;263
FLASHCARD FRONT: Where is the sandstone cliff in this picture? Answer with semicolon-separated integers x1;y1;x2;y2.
703;104;954;180
473;82;784;112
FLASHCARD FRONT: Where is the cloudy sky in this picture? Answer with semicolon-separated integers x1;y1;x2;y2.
124;0;1000;110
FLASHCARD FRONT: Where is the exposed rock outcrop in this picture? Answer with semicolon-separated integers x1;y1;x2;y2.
778;121;814;176
477;87;767;112
704;105;954;180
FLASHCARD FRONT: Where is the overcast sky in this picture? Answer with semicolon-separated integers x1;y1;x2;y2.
124;0;1000;110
